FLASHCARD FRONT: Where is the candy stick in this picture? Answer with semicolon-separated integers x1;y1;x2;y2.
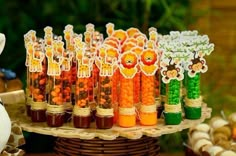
84;24;103;105
105;46;119;123
61;50;73;122
63;25;77;106
25;36;48;122
73;40;92;128
160;52;184;125
119;75;135;127
184;69;202;120
140;74;157;125
45;35;65;127
74;76;91;128
183;33;214;119
164;79;182;125
46;75;64;127
131;47;143;110
139;47;159;126
95;44;118;129
118;51;138;127
24;31;36;117
96;75;114;129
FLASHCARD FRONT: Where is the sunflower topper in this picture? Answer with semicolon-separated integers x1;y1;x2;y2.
140;48;159;76
119;51;138;78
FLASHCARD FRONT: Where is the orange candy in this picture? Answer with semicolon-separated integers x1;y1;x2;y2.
75;78;89;108
62;70;72;103
119;76;134;108
141;74;155;105
139;74;157;126
133;72;140;104
98;76;113;109
48;76;63;105
140;112;157;126
118;114;136;128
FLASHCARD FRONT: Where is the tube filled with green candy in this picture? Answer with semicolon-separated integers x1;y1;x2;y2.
184;51;207;119
160;53;184;125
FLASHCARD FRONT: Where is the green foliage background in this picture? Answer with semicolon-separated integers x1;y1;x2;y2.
0;0;200;153
0;0;194;81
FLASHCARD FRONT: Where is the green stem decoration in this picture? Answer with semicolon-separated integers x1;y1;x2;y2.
186;73;200;99
167;79;180;104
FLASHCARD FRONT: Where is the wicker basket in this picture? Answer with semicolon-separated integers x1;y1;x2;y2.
54;136;160;156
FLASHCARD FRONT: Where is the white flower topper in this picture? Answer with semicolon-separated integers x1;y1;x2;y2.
159;30;214;78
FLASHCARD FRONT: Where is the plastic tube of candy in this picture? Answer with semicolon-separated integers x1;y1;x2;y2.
46;75;64;127
26;39;47;123
118;75;136;127
164;79;182;125
73;77;91;128
140;74;157;125
184;73;202;119
96;76;114;129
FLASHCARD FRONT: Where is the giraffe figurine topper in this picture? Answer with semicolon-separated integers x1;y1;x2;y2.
62;51;73;71
44;26;53;46
95;46;118;76
64;24;74;50
26;42;45;72
75;47;93;78
45;45;64;76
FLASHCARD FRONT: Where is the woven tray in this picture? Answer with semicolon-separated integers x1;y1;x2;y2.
54;136;160;156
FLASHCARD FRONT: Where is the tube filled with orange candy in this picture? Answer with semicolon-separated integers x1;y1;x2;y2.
139;47;159;126
63;25;77;105
61;50;73;122
24;30;36;117
73;38;92;128
74;77;91;128
118;51;138;127
131;45;144;108
105;46;119;124
94;45;118;129
63;25;75;122
104;26;121;123
84;25;103;104
45;40;65;127
26;38;47;122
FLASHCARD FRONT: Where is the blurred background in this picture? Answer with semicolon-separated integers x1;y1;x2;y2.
0;0;236;154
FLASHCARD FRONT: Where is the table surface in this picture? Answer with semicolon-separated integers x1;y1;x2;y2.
6;102;211;140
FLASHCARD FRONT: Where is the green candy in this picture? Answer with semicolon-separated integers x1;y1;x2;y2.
167;79;180;104
186;73;200;99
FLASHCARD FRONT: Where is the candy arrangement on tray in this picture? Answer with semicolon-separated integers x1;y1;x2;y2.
23;23;214;129
186;113;236;156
